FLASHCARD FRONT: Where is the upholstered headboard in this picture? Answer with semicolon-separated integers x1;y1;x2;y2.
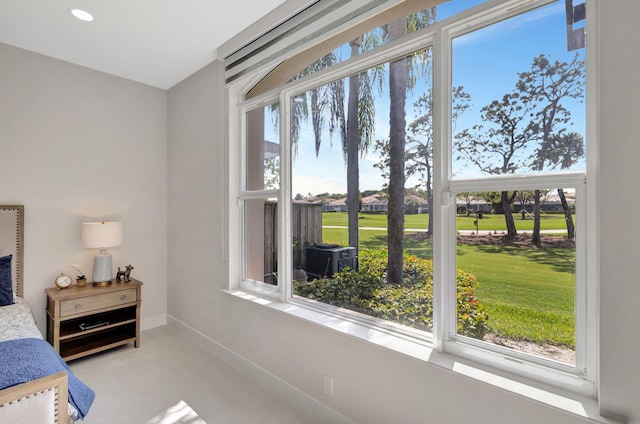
0;205;24;298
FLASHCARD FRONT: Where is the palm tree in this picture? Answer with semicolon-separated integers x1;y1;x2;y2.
386;17;409;284
292;9;436;283
290;53;345;157
290;45;379;265
346;39;362;255
385;10;436;284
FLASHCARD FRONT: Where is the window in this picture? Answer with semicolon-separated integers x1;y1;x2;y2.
242;102;280;288
448;3;587;369
233;0;593;394
453;187;581;365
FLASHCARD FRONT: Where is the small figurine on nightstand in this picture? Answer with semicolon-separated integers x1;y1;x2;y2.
116;264;134;282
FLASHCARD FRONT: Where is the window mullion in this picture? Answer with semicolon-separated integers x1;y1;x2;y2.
450;172;587;192
239;106;248;194
574;182;587;377
279;92;292;302
582;0;597;385
432;27;454;352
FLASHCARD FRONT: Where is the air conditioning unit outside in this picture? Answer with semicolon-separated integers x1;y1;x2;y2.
305;244;356;280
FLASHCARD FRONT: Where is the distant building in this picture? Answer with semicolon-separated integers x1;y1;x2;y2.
360;193;428;214
322;197;347;212
456;191;576;214
513;191;576;212
361;194;387;213
456;196;492;214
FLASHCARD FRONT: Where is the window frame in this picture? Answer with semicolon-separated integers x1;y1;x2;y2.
433;1;595;391
232;0;596;396
238;101;283;297
441;174;589;385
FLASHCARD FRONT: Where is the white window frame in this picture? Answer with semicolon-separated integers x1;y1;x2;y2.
232;0;596;396
238;100;285;299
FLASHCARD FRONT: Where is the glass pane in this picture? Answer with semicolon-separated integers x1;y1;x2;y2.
244;197;278;285
455;189;576;366
284;1;487;84
288;9;439;84
291;47;435;334
436;0;487;21
246;102;280;191
451;2;586;180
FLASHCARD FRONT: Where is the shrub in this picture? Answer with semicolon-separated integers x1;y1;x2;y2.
455;269;489;338
294;249;489;339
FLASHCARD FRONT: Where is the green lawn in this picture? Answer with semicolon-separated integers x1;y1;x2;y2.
320;212;575;347
456;243;575;347
322;211;570;232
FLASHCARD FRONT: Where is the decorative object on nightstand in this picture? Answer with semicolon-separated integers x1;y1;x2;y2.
54;273;73;290
81;221;123;286
71;264;87;287
116;264;134;282
45;279;143;361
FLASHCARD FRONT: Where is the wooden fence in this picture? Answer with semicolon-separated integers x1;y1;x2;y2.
264;202;323;281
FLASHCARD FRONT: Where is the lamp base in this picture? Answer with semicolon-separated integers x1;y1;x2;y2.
92;250;113;285
93;280;112;287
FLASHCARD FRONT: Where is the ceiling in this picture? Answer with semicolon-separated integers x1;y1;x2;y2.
0;0;287;89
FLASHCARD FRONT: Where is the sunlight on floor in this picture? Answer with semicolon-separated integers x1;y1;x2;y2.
146;400;207;424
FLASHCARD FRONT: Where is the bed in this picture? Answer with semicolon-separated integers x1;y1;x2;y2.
0;205;94;424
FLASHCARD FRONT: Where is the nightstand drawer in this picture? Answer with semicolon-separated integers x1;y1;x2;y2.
60;288;137;316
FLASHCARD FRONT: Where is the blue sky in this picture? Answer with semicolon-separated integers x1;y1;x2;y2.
285;0;586;197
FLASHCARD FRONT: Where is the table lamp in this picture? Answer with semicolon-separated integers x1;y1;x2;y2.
81;221;123;286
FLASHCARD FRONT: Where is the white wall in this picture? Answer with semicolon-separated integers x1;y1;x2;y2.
597;1;640;421
0;43;168;331
167;2;640;423
167;61;227;326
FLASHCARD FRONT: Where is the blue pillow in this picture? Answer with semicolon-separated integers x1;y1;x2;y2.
0;254;14;306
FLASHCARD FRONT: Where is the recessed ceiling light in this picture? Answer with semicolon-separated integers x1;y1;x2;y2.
69;8;94;22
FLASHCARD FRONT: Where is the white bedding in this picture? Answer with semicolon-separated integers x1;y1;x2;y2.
0;297;44;342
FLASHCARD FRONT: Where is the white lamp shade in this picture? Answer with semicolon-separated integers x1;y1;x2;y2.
81;222;123;249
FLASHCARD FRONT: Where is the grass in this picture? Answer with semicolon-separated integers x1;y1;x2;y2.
320;212;576;348
456;244;575;347
322;211;570;232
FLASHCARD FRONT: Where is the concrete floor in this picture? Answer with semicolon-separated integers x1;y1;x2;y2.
69;326;317;424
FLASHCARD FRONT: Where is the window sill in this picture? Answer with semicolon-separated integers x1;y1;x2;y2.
223;289;617;423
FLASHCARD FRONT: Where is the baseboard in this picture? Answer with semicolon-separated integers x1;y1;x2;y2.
166;314;354;424
141;313;167;331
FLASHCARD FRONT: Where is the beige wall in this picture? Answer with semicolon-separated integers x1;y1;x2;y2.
167;2;640;423
0;43;168;330
167;61;227;327
597;0;640;420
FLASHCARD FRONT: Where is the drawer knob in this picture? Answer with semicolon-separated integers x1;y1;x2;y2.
120;295;127;301
75;303;82;309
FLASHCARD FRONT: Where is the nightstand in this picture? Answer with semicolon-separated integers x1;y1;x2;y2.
45;279;142;361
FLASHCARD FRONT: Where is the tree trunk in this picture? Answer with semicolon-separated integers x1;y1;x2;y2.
502;191;517;239
387;18;408;284
558;188;575;240
532;189;541;245
347;39;361;265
